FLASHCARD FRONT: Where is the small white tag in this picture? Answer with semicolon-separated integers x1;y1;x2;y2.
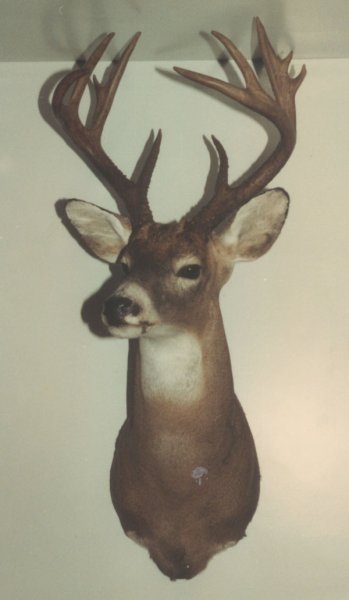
191;466;208;486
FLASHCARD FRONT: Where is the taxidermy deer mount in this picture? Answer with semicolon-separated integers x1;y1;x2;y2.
52;18;305;580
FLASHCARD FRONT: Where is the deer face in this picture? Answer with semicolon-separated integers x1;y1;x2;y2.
105;221;210;338
66;188;288;339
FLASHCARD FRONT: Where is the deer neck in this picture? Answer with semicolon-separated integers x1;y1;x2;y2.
125;308;237;475
139;330;204;405
132;306;234;416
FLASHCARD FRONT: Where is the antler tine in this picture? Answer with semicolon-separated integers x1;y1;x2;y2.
255;19;306;117
53;33;116;120
52;33;158;228
90;32;141;133
174;18;306;231
174;32;263;113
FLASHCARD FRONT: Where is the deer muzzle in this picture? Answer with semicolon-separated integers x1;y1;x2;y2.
103;295;141;327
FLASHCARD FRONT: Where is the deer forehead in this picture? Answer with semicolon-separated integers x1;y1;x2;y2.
123;222;209;268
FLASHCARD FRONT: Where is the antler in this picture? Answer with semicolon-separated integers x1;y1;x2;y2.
52;33;161;228
174;18;306;231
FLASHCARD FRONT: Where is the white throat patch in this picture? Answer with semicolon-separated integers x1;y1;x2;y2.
140;332;203;404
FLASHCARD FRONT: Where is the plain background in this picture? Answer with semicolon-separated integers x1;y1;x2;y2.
1;2;349;599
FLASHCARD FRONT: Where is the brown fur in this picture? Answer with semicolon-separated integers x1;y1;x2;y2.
64;197;289;579
109;224;260;580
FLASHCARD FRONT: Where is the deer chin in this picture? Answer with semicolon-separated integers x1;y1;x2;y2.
106;321;156;339
107;321;183;340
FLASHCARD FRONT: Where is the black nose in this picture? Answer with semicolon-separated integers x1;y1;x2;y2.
103;296;140;326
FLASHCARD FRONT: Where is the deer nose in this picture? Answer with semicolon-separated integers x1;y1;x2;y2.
103;295;140;326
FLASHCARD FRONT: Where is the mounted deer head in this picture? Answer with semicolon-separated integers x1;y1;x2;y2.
52;19;305;580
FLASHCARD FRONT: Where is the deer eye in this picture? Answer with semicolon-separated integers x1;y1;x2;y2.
176;264;202;280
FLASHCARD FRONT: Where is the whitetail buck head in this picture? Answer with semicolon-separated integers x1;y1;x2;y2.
66;187;288;341
52;19;305;579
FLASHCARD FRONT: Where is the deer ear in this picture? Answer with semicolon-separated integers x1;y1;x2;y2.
216;189;289;262
65;200;132;263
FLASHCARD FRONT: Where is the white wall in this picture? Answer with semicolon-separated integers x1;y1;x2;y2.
1;57;348;599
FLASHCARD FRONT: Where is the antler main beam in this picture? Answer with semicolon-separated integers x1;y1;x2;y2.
53;20;305;233
175;18;306;230
52;33;161;228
